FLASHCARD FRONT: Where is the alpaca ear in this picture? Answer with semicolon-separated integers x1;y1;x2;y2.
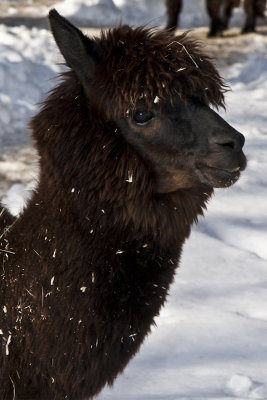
48;9;101;87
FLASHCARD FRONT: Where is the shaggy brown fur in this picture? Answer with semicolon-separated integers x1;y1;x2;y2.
91;27;226;117
0;10;246;400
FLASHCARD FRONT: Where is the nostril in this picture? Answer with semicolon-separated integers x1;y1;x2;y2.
213;131;245;151
218;140;235;149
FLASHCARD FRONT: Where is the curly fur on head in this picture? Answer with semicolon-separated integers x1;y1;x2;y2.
92;27;227;118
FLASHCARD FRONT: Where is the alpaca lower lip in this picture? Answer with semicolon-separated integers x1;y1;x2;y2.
197;163;241;188
200;164;241;175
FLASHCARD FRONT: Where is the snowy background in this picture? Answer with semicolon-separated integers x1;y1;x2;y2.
0;0;267;399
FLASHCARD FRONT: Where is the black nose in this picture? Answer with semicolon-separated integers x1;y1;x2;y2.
212;129;245;152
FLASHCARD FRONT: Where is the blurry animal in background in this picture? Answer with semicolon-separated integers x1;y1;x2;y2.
207;0;240;36
241;0;266;32
207;0;266;36
165;0;266;36
0;9;246;400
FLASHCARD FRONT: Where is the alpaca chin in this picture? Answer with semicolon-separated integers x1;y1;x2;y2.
155;169;199;193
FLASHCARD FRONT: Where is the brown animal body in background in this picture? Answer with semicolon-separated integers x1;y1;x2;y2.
207;0;266;36
0;9;246;400
165;0;266;35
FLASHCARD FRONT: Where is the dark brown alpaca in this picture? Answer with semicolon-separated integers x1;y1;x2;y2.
165;0;266;36
0;9;246;400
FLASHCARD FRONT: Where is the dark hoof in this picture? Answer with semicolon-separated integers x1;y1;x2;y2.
241;26;255;34
207;30;223;38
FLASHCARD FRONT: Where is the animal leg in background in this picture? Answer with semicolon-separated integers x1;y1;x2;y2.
206;0;226;37
165;0;182;31
222;0;239;29
242;0;266;33
206;0;238;36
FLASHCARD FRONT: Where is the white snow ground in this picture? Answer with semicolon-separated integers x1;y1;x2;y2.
0;24;61;145
0;1;267;399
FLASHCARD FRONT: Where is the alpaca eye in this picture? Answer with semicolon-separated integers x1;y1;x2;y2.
133;110;154;125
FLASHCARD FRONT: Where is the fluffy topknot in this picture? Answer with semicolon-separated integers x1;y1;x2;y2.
91;26;227;118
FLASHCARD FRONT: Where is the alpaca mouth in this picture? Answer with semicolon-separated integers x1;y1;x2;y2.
197;163;242;188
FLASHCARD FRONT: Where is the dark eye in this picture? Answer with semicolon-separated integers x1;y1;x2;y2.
133;110;154;125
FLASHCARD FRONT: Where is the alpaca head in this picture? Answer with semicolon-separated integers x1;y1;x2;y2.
48;9;246;194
